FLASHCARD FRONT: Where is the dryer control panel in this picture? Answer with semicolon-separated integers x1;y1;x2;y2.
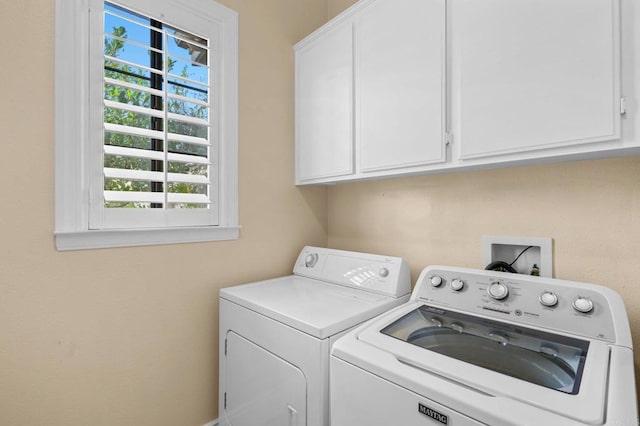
293;246;411;298
412;266;631;346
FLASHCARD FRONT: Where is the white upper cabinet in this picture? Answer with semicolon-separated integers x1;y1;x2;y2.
295;0;631;185
355;0;446;173
451;0;621;160
295;0;446;184
295;21;354;183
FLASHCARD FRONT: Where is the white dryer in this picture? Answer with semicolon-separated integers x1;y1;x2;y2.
331;265;638;426
218;246;411;426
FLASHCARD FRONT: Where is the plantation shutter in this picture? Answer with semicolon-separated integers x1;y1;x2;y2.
94;2;218;228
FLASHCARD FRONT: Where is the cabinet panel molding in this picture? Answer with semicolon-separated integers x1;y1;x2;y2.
295;21;354;182
356;0;447;173
451;0;621;160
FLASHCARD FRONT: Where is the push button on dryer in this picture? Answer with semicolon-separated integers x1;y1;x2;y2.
304;253;319;268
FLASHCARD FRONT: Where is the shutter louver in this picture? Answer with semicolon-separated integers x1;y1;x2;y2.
103;3;212;212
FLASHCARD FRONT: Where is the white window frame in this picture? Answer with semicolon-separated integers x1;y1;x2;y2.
55;0;239;251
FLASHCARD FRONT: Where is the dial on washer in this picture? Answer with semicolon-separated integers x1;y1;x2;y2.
487;282;509;300
539;291;558;307
450;279;465;291
430;275;443;287
572;297;594;314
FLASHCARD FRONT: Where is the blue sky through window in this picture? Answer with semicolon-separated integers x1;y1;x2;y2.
104;2;209;94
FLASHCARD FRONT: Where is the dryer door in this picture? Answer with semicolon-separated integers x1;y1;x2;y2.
225;331;307;426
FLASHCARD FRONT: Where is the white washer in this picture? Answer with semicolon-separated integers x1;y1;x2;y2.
331;265;638;426
219;246;411;426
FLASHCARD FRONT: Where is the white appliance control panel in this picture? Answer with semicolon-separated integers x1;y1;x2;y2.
293;246;411;298
413;266;630;345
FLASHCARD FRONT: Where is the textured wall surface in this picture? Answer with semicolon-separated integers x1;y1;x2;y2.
0;0;328;424
2;0;639;424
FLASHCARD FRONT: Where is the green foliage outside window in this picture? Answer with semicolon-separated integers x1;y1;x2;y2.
103;23;210;209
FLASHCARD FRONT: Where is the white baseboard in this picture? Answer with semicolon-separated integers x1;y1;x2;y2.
202;420;218;426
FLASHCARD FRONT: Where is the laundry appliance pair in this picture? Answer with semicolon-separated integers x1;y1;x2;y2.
219;247;637;426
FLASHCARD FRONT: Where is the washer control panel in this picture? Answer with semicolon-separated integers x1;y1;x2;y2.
293;246;411;298
413;266;624;343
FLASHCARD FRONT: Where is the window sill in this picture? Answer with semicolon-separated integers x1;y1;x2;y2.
55;226;240;251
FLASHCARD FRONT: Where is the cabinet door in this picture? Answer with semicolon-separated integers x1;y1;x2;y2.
356;0;446;173
451;0;621;159
295;21;354;183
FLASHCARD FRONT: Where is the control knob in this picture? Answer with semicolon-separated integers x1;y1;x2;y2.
539;291;558;308
430;275;444;287
450;279;465;291
379;267;390;278
304;253;319;268
572;297;594;314
487;282;509;300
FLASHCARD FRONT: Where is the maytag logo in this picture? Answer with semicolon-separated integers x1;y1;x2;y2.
418;403;448;425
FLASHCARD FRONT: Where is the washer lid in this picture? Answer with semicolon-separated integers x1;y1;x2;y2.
381;304;589;395
337;301;611;425
220;275;407;339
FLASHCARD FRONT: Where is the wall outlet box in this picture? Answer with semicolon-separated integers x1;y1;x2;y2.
483;236;553;277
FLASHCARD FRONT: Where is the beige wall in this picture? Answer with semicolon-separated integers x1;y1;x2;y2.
328;156;640;319
327;0;640;400
3;0;639;424
328;0;356;19
0;0;327;425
